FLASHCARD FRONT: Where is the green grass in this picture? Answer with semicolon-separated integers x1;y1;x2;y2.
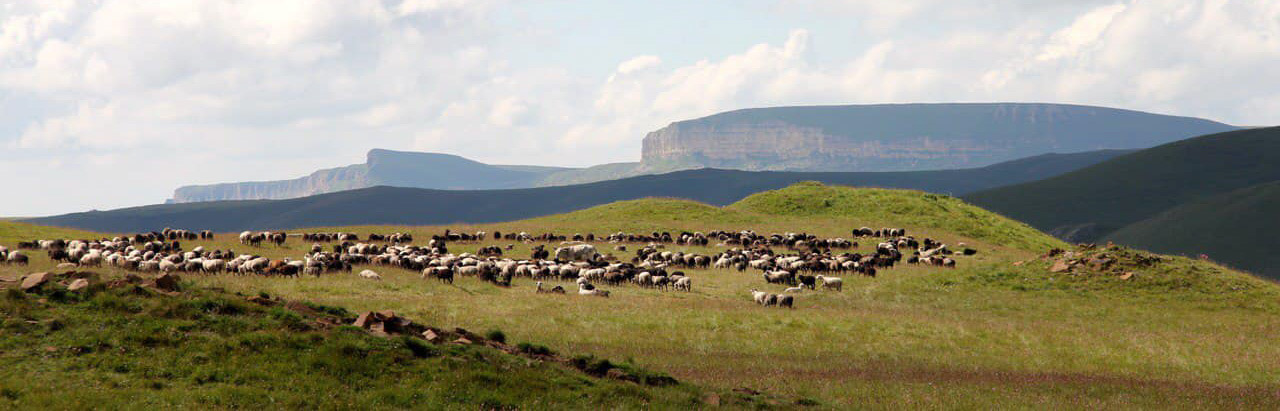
3;183;1279;408
729;182;1066;251
0;283;739;409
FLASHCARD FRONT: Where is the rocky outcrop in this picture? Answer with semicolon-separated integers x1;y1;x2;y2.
641;103;1237;172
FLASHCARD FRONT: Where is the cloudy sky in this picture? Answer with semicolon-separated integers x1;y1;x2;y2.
2;0;1278;216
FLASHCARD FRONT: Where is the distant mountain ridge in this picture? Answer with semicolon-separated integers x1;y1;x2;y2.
39;150;1132;233
170;149;576;203
171;102;1236;203
642;103;1237;171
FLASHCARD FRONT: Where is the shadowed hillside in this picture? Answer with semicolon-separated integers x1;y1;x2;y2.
1105;181;1280;280
966;126;1280;242
34;152;1130;234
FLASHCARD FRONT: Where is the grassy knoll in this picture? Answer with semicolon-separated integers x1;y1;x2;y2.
3;183;1279;408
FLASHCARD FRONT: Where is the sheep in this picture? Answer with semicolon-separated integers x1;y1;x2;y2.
674;276;692;292
783;286;803;293
764;294;778;307
358;269;382;280
578;283;610;297
536;281;566;294
763;270;794;285
777;294;794;309
750;289;768;305
815;275;843;292
6;251;28;265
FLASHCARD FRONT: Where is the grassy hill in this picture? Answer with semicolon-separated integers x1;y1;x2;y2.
4;183;1280;408
30;150;1131;233
965;126;1280;242
1105;180;1280;280
0;285;723;409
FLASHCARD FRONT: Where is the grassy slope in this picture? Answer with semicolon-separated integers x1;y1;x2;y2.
1106;180;1280;280
965;126;1280;241
0;286;717;409
4;183;1280;408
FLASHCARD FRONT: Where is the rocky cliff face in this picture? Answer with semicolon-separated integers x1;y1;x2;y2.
641;103;1237;172
171;165;370;203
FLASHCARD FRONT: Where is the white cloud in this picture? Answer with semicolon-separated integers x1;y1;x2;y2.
1;0;1278;216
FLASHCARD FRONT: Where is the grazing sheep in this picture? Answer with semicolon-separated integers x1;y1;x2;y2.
777;294;794;309
359;269;382;280
815;275;843;292
578;283;610;297
750;289;768;305
554;244;599;262
764;293;778;307
783;287;803;293
5;251;28;265
674;276;692;292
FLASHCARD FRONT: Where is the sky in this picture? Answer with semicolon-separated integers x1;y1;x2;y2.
2;0;1278;216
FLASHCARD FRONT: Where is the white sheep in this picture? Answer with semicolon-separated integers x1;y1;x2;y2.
815;275;843;292
674;277;692;292
358;269;382;280
783;287;803;293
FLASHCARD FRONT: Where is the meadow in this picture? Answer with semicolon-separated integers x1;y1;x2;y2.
3;183;1279;408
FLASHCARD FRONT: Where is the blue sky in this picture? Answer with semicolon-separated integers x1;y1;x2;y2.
1;0;1277;215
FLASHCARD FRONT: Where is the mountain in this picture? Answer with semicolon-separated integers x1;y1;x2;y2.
1104;181;1280;280
965;126;1280;243
170;149;576;203
34;151;1131;233
642;103;1237;171
172;103;1231;203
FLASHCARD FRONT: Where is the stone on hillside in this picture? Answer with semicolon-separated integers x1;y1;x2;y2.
353;311;376;329
153;272;182;291
1120;272;1135;280
67;278;90;292
423;329;440;343
56;263;78;270
123;273;143;284
20;272;52;291
1049;260;1071;273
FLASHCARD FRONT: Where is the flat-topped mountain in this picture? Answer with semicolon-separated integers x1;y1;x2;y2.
641;103;1237;171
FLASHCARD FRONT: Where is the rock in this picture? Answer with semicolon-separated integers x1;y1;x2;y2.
56;263;78;270
153;272;182;291
422;329;440;343
1120;272;1135;280
452;337;473;345
1012;261;1024;266
67;278;90;292
123;273;143;284
353;311;376;329
20;272;52;291
1049;260;1071;273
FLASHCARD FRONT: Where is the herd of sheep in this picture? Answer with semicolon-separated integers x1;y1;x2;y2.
2;227;971;309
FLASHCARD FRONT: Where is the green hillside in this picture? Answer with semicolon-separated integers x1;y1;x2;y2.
729;182;1066;252
1106;181;1280;280
965;126;1280;242
0;282;729;409
5;183;1280;408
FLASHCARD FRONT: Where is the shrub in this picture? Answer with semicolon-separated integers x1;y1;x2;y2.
401;336;440;358
485;329;507;344
516;342;553;356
